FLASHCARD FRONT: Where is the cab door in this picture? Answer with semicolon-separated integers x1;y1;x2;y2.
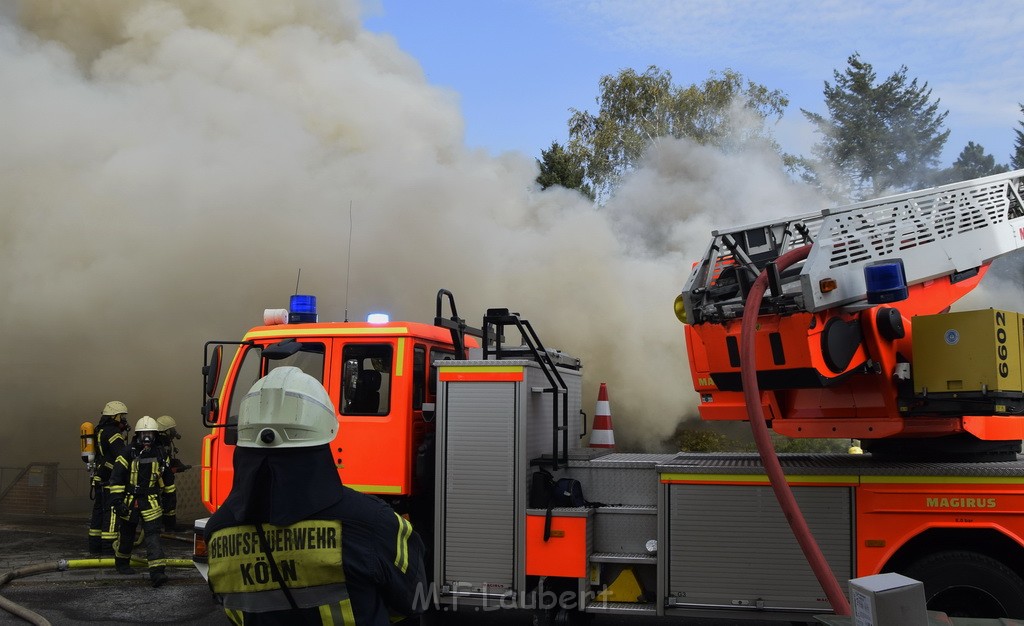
330;338;412;495
203;338;330;509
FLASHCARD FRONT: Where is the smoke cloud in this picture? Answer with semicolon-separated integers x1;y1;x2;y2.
1;0;820;472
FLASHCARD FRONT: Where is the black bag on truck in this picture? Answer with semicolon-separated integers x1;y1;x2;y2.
530;469;603;541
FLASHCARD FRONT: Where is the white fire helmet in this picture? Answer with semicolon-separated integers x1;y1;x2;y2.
102;401;128;417
135;416;159;446
156;415;176;432
237;366;337;449
135;416;159;432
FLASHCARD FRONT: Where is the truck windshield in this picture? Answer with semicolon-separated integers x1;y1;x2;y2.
223;341;326;445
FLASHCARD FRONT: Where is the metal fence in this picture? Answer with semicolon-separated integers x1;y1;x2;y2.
0;464;207;523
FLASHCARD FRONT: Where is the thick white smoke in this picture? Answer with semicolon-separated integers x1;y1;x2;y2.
1;0;820;470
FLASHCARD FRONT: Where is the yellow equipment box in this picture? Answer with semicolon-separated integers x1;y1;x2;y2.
912;309;1024;395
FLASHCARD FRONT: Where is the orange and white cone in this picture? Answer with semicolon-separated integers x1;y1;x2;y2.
590;383;615;449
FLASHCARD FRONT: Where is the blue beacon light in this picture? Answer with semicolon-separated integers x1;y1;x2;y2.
864;260;909;304
289;294;318;323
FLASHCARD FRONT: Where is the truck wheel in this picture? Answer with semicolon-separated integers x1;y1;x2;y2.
553;608;591;626
532;607;591;626
418;609;448;626
903;550;1024;618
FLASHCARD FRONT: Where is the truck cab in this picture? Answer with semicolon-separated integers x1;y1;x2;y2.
198;291;476;521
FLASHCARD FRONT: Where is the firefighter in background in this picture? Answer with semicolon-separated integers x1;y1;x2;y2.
109;415;172;587
155;415;188;532
155;414;188;473
204;366;427;625
87;400;130;555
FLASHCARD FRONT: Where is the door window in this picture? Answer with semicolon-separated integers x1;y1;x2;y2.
341;344;392;416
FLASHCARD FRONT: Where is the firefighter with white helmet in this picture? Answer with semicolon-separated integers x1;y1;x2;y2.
156;413;189;474
156;414;177;438
155;415;186;531
204;366;427;624
87;400;130;554
108;415;173;587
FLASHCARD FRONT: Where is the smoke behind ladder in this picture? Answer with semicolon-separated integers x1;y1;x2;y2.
1;0;861;469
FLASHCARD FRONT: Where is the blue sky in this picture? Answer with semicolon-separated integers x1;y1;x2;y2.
363;0;1024;168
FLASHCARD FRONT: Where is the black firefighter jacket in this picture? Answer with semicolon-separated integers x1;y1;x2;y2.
204;445;427;625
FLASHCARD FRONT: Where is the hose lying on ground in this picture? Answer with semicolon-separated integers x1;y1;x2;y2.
0;557;196;626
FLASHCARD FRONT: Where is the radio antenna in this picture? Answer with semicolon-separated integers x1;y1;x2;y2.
294;268;301;295
344;201;353;322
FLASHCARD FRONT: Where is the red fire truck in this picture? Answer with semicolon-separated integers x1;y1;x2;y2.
195;172;1024;623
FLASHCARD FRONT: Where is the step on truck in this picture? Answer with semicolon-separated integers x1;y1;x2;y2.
195;171;1024;623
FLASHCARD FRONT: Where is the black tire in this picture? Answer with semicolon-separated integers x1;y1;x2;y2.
551;608;591;626
903;550;1024;618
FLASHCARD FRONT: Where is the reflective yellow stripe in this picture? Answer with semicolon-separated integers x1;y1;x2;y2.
861;475;1024;484
396;338;405;376
346;484;403;494
202;437;213;505
246;327;410;339
439;365;523;374
659;473;858;484
224;608;244;626
660;473;1024;485
320;599;356;625
393;514;411;573
142;498;162;522
129;459;139;493
340;598;355;624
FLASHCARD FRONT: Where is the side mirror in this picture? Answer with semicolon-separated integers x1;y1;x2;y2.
203;344;223;398
201;398;219;428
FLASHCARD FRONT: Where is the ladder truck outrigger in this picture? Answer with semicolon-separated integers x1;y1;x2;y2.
194;172;1024;623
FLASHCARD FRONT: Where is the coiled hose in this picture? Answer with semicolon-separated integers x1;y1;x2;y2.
0;557;196;625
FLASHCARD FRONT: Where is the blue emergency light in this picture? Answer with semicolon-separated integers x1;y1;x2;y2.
289;294;318;323
864;260;908;304
367;313;390;324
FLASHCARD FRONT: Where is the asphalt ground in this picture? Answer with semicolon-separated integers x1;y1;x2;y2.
0;515;222;625
0;515;795;626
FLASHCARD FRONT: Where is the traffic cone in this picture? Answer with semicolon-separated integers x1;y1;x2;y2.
590;383;615;449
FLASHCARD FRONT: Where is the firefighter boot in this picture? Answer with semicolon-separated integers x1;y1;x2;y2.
114;558;136;575
151;568;169;588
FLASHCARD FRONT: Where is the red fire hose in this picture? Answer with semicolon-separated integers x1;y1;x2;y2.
740;244;851;616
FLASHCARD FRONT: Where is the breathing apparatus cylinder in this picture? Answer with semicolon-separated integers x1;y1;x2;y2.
80;421;96;466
